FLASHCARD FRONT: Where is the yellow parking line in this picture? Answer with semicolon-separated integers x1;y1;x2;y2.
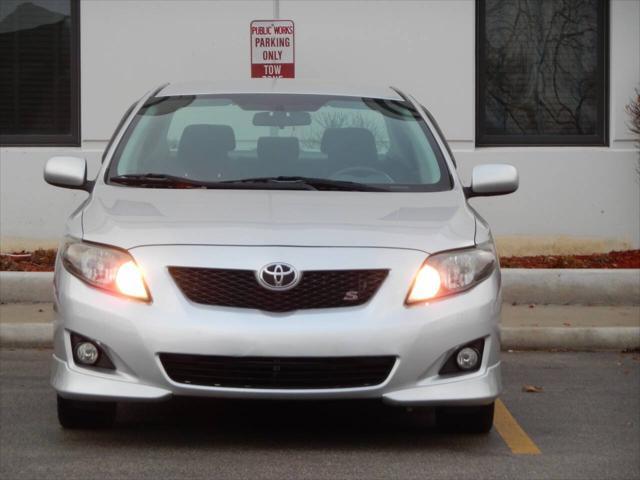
494;399;541;455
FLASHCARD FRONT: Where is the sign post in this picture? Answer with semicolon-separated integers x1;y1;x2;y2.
250;20;295;78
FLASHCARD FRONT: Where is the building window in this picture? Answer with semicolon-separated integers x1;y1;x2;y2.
0;0;80;146
476;0;608;146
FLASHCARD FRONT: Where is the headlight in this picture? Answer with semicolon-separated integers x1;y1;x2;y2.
62;240;150;301
406;243;496;304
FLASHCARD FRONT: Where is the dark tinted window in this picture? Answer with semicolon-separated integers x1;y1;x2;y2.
0;0;80;146
476;0;608;146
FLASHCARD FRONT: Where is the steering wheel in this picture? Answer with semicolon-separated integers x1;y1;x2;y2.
330;166;395;183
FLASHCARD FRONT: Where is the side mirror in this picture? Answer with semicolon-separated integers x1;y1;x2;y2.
44;156;91;191
465;164;518;198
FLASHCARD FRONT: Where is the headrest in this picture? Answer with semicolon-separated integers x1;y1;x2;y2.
178;124;236;156
257;137;300;161
320;128;377;161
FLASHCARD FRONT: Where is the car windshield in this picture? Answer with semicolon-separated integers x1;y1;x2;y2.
107;94;452;192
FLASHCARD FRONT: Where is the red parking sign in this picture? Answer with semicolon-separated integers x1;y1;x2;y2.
250;20;295;78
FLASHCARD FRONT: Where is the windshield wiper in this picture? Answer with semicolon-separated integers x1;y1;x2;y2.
109;173;312;190
109;173;209;188
220;176;387;192
109;174;386;191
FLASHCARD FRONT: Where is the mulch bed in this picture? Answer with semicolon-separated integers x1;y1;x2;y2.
500;250;640;269
2;248;639;271
0;249;58;272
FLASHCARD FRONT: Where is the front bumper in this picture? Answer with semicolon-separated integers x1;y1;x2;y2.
51;245;502;407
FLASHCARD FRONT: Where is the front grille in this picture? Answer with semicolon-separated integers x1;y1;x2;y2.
159;354;396;389
169;267;388;312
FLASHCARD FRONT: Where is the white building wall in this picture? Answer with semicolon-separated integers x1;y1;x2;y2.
1;0;638;254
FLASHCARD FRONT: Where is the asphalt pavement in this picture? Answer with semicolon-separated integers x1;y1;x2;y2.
1;349;639;479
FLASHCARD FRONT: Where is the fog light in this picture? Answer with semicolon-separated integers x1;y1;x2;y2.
75;342;99;365
456;347;479;371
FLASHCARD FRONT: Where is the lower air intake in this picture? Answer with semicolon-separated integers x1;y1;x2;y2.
159;354;396;389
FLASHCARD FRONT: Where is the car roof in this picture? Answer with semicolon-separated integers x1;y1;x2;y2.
156;80;404;101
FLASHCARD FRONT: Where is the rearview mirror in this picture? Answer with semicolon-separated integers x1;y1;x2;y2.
466;164;518;198
44;156;90;191
253;111;311;128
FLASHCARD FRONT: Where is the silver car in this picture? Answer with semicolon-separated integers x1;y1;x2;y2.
45;81;518;432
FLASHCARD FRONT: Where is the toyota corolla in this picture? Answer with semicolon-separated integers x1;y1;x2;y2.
45;81;518;432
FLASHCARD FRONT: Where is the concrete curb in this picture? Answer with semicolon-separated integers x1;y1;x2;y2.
0;323;53;348
501;327;640;351
0;272;54;303
4;269;640;305
501;269;640;305
2;323;638;351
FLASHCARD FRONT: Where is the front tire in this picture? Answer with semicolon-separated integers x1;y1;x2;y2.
436;402;494;434
57;395;116;429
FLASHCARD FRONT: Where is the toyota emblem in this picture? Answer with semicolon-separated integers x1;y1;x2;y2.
257;263;301;291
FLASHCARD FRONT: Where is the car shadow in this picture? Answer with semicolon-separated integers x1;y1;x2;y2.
67;397;493;451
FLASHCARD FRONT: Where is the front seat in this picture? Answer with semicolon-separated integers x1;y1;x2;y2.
177;124;236;180
257;137;300;177
320;127;378;174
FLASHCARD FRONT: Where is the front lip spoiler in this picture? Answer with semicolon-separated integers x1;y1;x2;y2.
52;353;500;407
51;355;171;402
382;362;502;407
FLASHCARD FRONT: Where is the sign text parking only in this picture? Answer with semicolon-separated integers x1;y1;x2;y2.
250;20;295;78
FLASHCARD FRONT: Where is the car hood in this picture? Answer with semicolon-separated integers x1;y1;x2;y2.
81;186;476;254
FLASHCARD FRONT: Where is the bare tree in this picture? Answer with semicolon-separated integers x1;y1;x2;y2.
625;89;640;173
484;0;600;135
301;111;389;151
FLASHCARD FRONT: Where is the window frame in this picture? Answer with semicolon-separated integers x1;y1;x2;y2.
101;102;136;163
475;0;609;147
0;0;81;147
